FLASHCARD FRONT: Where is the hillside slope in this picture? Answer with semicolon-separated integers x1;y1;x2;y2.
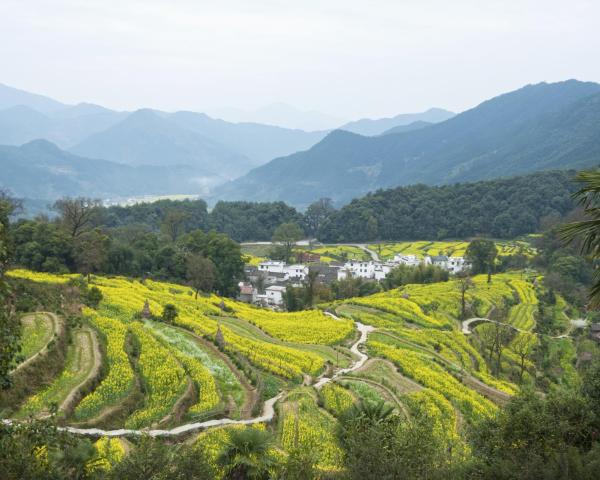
0;140;204;199
213;80;600;207
69;109;252;178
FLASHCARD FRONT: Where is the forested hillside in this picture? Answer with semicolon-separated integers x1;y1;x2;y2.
318;170;577;242
46;169;576;244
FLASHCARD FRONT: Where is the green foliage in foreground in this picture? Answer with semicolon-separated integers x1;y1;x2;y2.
2;368;600;480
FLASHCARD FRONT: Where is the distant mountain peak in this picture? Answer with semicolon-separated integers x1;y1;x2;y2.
20;138;63;153
339;108;455;136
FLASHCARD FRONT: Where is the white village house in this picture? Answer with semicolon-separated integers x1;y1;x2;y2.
337;260;393;281
263;285;286;307
391;254;421;267
257;261;308;281
239;280;287;308
429;255;468;274
338;254;469;281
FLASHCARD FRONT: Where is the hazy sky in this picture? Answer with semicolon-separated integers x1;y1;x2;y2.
1;0;599;120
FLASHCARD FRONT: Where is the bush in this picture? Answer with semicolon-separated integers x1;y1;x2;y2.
86;286;103;308
161;304;178;324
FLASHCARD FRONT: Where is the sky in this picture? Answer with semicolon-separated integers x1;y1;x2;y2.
1;0;599;122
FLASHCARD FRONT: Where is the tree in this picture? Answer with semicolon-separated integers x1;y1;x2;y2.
303;269;320;307
469;390;599;479
582;359;600;407
272;222;304;263
186;254;217;298
465;239;498;280
511;332;536;383
476;322;512;375
365;215;379;241
161;209;189;242
161;304;178;324
317;171;576;243
52;197;101;238
108;436;214;480
338;401;450;480
383;263;449;290
180;230;244;297
217;428;277;480
0;193;21;390
457;275;473;320
280;445;319;480
73;229;109;281
284;286;304;312
85;286;103;308
11;219;74;272
560;170;600;307
305;198;334;236
342;400;395;425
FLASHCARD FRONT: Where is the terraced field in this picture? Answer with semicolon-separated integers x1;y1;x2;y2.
5;268;548;474
7;270;356;433
19;313;56;362
16;327;100;419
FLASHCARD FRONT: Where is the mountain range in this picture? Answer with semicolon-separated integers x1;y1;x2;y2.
0;84;329;174
213;80;600;208
0;82;453;201
208;102;346;131
3;80;600;209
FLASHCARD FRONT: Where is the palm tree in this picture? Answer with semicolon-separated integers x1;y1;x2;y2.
217;428;276;480
559;170;600;306
343;400;395;425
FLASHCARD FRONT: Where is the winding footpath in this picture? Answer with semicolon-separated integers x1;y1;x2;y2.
2;317;375;438
462;317;572;339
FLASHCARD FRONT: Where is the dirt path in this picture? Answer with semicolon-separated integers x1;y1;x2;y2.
462;317;572;340
13;312;62;374
314;315;374;389
59;327;102;414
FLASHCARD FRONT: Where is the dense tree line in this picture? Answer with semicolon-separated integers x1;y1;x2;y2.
101;199;303;243
9;198;244;297
210;201;304;242
317;170;577;242
18;170;578;246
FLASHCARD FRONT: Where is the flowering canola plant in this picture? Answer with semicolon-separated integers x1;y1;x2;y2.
369;340;496;420
74;311;135;421
125;322;188;428
224;300;353;345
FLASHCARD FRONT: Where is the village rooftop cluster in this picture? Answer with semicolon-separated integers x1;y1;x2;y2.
239;252;469;307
